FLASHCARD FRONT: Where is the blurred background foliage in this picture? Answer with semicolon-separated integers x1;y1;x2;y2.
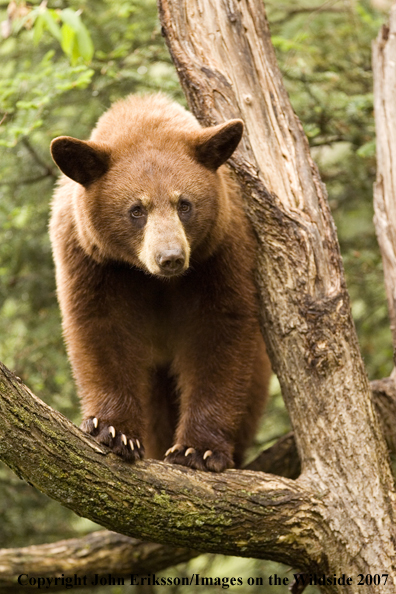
0;0;393;592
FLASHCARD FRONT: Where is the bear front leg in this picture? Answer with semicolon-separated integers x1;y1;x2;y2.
165;320;261;472
75;355;150;462
53;231;155;463
63;307;151;463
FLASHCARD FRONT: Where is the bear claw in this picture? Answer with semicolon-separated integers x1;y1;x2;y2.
165;443;183;456
81;417;144;462
164;444;234;472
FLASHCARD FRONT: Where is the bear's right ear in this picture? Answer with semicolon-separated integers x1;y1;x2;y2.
194;119;244;170
50;136;110;186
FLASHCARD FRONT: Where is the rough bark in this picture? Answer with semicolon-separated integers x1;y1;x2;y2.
157;0;396;590
0;531;195;594
373;6;396;373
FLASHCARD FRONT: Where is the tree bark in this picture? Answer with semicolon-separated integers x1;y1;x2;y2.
373;5;396;373
0;531;195;594
157;0;396;590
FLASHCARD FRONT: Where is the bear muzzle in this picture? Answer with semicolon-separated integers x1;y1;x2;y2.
138;209;191;277
155;247;187;276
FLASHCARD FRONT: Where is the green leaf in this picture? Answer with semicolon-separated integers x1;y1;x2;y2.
42;10;62;42
76;23;94;62
71;39;81;66
61;23;76;60
59;9;94;62
33;14;45;45
356;140;376;159
60;8;83;32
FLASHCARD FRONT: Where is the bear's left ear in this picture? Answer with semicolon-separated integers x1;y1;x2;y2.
51;136;110;186
194;119;244;170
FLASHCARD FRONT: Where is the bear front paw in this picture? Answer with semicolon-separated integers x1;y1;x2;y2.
164;444;234;472
81;417;144;462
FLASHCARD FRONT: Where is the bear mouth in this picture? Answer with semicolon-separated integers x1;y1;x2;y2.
154;267;188;279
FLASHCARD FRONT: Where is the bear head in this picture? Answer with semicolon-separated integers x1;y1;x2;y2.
51;111;243;278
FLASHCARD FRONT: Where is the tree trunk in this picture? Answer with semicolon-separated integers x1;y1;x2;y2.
247;377;396;474
373;5;396;373
157;0;396;590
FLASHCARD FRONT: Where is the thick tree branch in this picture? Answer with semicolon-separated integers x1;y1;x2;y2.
0;362;324;571
0;531;195;594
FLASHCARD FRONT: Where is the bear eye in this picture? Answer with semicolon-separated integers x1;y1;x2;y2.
178;199;192;214
130;205;145;218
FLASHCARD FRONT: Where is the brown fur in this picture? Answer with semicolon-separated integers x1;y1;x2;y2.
50;94;271;472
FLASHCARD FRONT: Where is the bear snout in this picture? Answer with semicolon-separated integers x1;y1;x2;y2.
155;248;186;276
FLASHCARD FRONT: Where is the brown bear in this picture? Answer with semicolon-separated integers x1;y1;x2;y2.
50;94;270;472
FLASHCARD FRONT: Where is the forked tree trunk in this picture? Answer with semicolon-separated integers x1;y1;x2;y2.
158;0;396;590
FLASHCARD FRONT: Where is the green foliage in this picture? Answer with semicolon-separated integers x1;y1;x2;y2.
0;3;95;147
0;50;94;146
28;5;94;63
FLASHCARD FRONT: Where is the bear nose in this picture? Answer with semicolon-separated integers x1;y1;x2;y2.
156;248;185;274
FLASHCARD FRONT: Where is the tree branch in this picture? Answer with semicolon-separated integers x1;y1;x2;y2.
271;3;347;26
21;138;57;180
371;376;396;455
245;432;300;477
246;377;396;477
2;369;396;591
0;361;323;571
0;531;196;594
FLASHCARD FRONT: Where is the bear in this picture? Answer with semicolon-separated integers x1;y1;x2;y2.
49;94;271;472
